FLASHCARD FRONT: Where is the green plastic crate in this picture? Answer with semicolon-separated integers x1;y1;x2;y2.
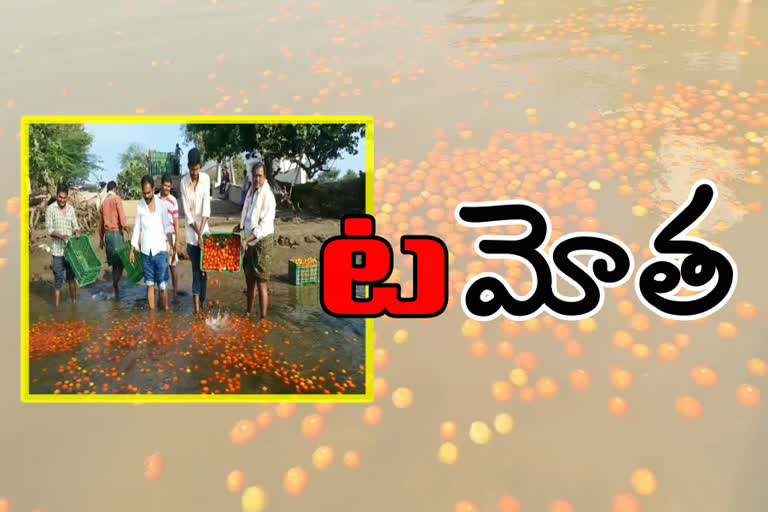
200;232;243;273
117;241;144;283
63;236;102;287
289;260;319;285
149;152;175;176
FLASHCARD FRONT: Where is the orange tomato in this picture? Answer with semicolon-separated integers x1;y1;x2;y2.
292;257;319;266
201;234;242;272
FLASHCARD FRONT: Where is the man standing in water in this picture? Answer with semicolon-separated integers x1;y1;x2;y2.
159;174;181;297
235;161;275;320
130;176;174;311
98;181;130;297
46;183;81;307
180;148;211;314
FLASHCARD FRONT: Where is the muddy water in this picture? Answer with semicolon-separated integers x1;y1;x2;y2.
3;0;768;511
28;263;365;395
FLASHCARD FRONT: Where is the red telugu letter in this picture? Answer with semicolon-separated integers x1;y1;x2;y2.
320;216;448;318
377;236;448;317
320;215;393;317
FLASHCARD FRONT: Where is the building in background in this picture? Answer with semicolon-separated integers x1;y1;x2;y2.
217;152;312;206
243;151;308;186
273;156;308;186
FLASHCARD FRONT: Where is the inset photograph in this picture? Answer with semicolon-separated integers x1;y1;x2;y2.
22;116;373;402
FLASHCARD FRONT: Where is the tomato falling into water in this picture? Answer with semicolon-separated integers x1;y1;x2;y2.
201;235;241;272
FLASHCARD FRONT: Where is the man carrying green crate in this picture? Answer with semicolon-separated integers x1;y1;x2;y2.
234;161;275;320
46;183;81;307
98;181;130;297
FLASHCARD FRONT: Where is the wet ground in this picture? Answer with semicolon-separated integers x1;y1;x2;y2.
28;227;365;396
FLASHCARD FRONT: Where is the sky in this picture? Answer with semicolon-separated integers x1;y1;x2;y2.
84;123;367;182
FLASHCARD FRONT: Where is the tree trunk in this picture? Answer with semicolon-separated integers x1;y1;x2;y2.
30;194;50;232
42;174;56;198
286;160;305;207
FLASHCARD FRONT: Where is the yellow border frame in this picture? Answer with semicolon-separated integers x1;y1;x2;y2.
20;115;374;404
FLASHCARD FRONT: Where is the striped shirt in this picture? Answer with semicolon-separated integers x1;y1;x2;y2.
46;202;80;257
159;194;179;234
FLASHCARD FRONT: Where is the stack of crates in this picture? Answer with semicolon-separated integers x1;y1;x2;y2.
63;236;102;287
117;241;144;283
149;151;174;176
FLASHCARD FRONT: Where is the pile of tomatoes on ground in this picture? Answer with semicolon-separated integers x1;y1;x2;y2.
292;257;318;266
202;235;241;272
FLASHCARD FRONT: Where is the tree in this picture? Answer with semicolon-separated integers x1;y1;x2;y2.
341;169;359;181
116;143;150;199
183;124;365;182
288;124;365;182
315;168;341;182
119;143;149;169
28;124;101;195
232;156;246;184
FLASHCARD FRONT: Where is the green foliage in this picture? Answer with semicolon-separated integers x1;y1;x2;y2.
28;124;101;194
183;124;364;181
315;168;341;182
315;168;362;183
116;144;150;199
232;156;246;182
291;176;365;218
341;169;359;181
119;143;149;169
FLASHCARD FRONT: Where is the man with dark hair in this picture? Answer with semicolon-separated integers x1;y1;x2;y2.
46;183;81;306
98;180;130;297
159;173;181;296
180;147;211;313
130;175;174;311
235;161;275;320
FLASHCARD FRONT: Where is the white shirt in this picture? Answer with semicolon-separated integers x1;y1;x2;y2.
243;185;276;244
181;172;211;246
96;186;108;209
131;195;171;257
